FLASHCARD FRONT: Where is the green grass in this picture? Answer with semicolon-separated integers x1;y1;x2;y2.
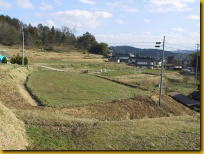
98;68;198;95
165;81;197;95
24;114;200;150
26;70;148;108
100;69;138;77
26;126;75;150
141;68;177;75
32;60;136;72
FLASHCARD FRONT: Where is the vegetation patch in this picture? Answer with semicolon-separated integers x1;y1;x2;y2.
99;70;197;95
23;114;200;150
0;49;200;151
59;95;193;121
26;70;147;108
0;102;28;150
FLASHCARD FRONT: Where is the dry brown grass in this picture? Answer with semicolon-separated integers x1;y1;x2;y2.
111;74;160;90
0;45;105;63
0;102;29;150
58;95;193;121
0;65;34;109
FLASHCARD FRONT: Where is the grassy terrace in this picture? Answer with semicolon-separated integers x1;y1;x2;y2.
26;70;148;108
98;69;197;95
0;52;200;150
24;115;199;150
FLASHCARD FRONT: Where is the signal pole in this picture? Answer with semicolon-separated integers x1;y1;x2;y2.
159;36;165;106
22;30;25;66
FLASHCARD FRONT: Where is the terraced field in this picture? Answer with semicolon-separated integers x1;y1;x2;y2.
0;46;200;150
98;70;197;95
26;70;148;108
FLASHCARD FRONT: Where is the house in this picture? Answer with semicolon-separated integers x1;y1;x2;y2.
153;58;167;68
166;64;182;70
167;56;175;64
110;53;131;63
110;52;156;69
129;56;155;69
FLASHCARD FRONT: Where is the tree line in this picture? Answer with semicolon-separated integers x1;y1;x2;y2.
0;15;109;55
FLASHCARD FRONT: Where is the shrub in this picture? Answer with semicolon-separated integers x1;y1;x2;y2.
24;57;28;65
10;57;16;64
10;55;28;65
15;55;22;65
1;57;7;63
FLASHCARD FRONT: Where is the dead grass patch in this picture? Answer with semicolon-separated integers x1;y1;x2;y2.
59;95;193;121
0;102;29;150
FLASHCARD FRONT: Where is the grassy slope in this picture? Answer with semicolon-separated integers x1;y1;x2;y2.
0;102;29;150
26;70;148;108
0;46;200;150
0;64;31;150
19;109;199;150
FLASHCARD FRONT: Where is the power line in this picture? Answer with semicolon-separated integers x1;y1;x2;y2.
166;43;196;49
165;46;195;51
108;42;196;50
108;41;157;44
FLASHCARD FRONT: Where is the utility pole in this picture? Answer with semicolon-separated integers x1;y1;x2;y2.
155;36;165;106
159;36;165;106
22;30;25;66
195;43;200;85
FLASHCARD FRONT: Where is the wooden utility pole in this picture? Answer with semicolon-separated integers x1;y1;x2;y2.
159;36;165;106
195;43;200;85
22;31;25;66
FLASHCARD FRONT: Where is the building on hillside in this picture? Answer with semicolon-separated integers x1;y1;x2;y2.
167;56;175;64
165;64;183;70
129;56;155;69
165;56;184;70
109;52;156;69
110;53;131;63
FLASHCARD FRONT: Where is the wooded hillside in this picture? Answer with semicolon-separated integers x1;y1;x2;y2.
0;15;109;55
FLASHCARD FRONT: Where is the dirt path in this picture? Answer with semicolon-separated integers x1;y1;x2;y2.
34;64;66;72
17;85;38;106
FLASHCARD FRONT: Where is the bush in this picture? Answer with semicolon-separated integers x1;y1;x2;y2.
10;57;16;64
24;57;28;65
15;55;22;65
10;55;28;65
1;57;7;63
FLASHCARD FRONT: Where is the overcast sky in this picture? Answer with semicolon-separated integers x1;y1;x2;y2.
0;0;200;50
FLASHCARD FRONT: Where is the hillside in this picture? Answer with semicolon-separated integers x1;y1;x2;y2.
0;15;109;55
0;102;29;150
0;46;200;150
110;46;188;59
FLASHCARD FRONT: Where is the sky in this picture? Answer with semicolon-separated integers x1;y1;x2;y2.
0;0;200;50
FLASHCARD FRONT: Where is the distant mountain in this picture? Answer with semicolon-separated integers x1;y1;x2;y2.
110;46;188;60
174;50;196;54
